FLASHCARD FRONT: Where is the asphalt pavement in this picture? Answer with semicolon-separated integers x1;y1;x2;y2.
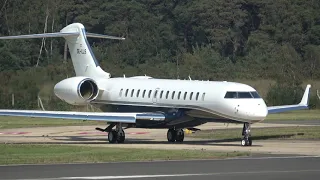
1;156;320;180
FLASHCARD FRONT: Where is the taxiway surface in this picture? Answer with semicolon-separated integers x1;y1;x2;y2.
1;122;320;156
1;156;320;180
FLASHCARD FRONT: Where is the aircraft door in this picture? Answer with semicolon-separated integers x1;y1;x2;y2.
152;88;160;104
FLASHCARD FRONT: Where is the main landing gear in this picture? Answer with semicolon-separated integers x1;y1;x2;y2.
167;128;184;142
96;123;125;143
241;122;252;146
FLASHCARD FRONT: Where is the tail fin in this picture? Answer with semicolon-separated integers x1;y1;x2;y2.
0;23;125;79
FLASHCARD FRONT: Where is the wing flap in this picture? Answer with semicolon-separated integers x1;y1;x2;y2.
0;110;164;123
0;110;136;123
267;84;311;114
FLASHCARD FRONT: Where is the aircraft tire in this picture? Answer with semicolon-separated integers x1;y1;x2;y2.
176;129;184;142
248;138;252;146
241;138;252;146
108;130;117;143
116;129;125;143
167;129;176;142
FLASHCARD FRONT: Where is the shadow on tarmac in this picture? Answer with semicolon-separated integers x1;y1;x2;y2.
3;133;298;147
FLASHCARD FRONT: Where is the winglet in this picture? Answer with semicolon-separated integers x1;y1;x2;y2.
299;84;311;106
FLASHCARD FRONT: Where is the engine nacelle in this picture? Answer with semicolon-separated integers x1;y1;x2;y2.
54;76;99;105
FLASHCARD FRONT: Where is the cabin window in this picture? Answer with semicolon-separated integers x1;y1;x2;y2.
172;91;175;99
166;91;169;99
154;90;158;98
184;92;187;100
137;89;140;97
142;90;146;98
148;90;152;98
160;90;164;99
202;93;206;101
196;92;199;100
178;91;181;100
131;89;135;97
125;89;129;97
119;89;123;97
190;92;193;100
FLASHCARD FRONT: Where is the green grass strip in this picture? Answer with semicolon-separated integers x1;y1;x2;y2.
0;144;249;165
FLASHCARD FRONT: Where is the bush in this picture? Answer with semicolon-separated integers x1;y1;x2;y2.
266;83;304;106
308;94;320;109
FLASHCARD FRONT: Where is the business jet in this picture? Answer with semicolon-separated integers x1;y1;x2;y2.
0;23;311;146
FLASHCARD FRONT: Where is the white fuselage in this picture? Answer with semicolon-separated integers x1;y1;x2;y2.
92;77;268;123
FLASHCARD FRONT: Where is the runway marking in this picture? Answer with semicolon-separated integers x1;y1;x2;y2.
17;169;320;180
0;132;30;135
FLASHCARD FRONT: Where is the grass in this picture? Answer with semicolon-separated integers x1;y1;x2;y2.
0;144;249;165
188;126;320;141
266;109;320;120
0;116;105;129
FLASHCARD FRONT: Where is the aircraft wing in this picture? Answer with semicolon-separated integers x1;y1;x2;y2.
0;110;165;123
267;84;311;114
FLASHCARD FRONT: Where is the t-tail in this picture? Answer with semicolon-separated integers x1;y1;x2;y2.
0;23;125;79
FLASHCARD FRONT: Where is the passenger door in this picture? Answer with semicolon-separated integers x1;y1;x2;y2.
152;88;160;104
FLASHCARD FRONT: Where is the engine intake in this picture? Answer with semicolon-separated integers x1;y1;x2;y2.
78;79;99;100
54;76;99;105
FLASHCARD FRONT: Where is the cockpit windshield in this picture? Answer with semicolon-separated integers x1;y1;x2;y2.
250;91;261;98
224;91;261;99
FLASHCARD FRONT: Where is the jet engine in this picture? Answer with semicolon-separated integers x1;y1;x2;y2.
54;76;99;105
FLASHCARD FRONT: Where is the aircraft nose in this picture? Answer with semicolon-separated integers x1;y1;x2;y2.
255;105;268;119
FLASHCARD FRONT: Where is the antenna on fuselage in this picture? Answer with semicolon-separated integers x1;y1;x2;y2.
188;75;192;80
123;74;126;78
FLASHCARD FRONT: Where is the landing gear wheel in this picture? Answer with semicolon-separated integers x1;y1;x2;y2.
116;129;125;143
248;138;252;146
176;129;184;142
167;129;176;142
241;138;252;146
108;130;117;143
241;139;246;146
241;123;252;146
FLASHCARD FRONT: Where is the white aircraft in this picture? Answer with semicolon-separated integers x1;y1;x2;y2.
0;23;311;146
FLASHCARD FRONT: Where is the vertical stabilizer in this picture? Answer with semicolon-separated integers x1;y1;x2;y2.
60;23;110;79
0;23;125;79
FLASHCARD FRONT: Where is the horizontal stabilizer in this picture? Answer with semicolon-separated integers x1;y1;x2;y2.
0;32;80;39
0;32;125;40
86;33;125;40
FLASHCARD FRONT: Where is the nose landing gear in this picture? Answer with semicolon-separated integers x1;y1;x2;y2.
241;122;252;146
